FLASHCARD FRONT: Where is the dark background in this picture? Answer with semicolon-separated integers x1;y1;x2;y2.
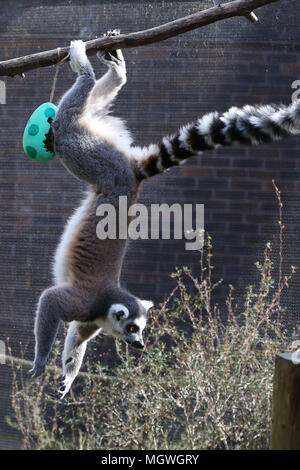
0;0;299;449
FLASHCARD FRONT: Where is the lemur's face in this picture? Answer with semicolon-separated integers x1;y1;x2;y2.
107;301;153;349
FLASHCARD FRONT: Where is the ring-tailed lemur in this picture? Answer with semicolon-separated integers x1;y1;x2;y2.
29;33;300;398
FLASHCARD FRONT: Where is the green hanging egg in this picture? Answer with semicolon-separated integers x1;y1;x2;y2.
23;102;57;162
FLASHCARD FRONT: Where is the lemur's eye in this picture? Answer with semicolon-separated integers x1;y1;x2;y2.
116;311;125;321
127;324;138;333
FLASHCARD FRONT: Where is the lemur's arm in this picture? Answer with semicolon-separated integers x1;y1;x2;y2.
29;284;96;378
133;101;300;179
58;321;101;399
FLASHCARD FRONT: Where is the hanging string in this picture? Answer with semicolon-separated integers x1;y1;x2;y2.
49;47;70;103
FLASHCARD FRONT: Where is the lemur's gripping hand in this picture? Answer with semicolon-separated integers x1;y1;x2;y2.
49;375;72;400
28;358;46;378
69;40;90;75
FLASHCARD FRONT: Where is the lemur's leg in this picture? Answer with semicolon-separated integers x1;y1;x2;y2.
87;51;126;109
55;40;96;115
51;39;118;189
57;321;101;399
86;30;126;112
29;285;89;378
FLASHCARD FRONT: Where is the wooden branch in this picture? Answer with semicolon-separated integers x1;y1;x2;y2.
0;0;279;78
244;11;259;22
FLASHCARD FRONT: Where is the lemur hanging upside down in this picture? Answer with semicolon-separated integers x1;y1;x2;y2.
29;31;300;398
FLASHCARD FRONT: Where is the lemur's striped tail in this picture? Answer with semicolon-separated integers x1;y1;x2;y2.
134;101;300;179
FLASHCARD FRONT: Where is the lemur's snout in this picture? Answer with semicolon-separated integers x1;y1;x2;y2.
126;339;144;349
132;341;144;349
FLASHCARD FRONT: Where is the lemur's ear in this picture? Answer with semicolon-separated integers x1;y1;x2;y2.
141;300;154;312
109;304;130;321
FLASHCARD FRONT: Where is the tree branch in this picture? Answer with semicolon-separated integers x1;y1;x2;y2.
0;0;279;78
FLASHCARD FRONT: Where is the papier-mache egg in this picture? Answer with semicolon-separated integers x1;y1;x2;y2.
23;102;57;162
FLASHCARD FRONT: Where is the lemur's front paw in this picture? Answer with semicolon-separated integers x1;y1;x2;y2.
69;40;88;74
49;377;67;400
54;375;73;400
28;360;46;378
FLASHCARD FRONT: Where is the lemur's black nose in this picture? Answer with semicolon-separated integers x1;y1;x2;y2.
126;340;144;349
132;341;144;349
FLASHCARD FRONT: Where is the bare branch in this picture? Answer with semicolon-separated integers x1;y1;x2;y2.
0;0;279;78
244;11;259;22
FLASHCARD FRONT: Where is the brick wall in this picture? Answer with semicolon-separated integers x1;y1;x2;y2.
0;0;300;448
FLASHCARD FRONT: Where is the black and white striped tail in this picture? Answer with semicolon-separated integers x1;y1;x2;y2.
135;101;300;179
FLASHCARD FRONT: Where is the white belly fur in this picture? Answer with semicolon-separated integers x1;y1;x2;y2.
52;190;96;285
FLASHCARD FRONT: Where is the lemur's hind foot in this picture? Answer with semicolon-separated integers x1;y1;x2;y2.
97;50;123;65
104;29;121;37
97;29;125;68
69;40;93;76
